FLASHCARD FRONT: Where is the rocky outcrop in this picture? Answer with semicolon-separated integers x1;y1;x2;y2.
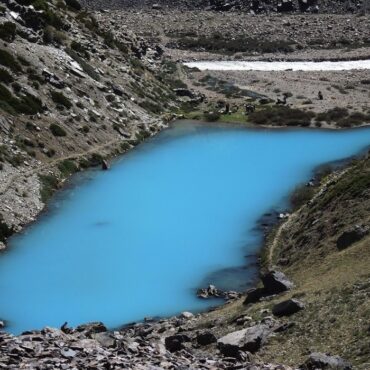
301;352;352;369
244;270;294;305
196;331;217;346
262;270;294;295
336;225;369;250
197;284;241;301
217;324;272;358
272;299;305;317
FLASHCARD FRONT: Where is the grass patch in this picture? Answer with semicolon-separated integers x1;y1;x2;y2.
173;33;295;55
39;174;59;202
0;68;14;84
290;185;315;210
57;159;78;176
66;49;100;81
0;49;22;73
0;22;16;42
50;123;67;137
0;83;43;115
249;106;314;127
51;91;72;109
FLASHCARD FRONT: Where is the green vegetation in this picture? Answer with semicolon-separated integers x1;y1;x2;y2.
139;100;162;114
198;74;262;99
0;22;16;42
50;91;73;109
57;159;78;177
65;0;81;11
249;106;314;126
0;83;43;115
0;68;14;84
290;185;315;209
49;123;67;137
175;33;295;55
39;174;59;202
79;153;104;168
316;107;370;127
66;49;100;81
0;215;13;242
43;26;66;45
0;49;22;72
203;111;221;122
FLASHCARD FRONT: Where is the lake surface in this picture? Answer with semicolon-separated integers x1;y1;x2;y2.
184;59;370;71
1;122;370;334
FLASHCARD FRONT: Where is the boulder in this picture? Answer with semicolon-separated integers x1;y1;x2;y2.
261;270;294;295
336;225;369;250
244;287;265;305
93;332;116;348
196;331;217;346
75;322;107;336
272;299;305;317
217;324;270;357
303;352;352;369
180;311;194;319
164;334;191;352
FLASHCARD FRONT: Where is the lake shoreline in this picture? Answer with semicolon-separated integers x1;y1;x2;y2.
1;121;370;335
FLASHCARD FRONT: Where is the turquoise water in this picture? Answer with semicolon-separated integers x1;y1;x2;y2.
1;121;370;334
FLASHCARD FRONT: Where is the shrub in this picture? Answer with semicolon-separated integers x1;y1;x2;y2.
249;106;314;127
51;91;72;108
39;174;59;202
291;185;315;209
0;83;43;115
0;49;22;72
0;22;16;42
65;49;100;81
316;107;349;123
176;34;295;55
203;111;220;122
50;123;67;137
58;159;78;176
0;68;14;84
65;0;81;10
43;25;66;44
0;216;13;242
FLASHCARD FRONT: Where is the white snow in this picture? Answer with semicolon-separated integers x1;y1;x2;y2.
184;60;370;71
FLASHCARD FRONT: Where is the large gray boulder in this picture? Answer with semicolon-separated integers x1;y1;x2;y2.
217;324;271;357
272;299;305;317
261;270;294;295
302;352;352;369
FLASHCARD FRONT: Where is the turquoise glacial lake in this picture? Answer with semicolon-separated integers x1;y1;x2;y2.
1;121;370;334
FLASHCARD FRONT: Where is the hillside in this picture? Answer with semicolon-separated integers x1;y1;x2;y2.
0;0;188;244
81;0;369;13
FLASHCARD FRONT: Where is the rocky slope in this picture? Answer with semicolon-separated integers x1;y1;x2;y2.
0;0;189;245
82;0;370;14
